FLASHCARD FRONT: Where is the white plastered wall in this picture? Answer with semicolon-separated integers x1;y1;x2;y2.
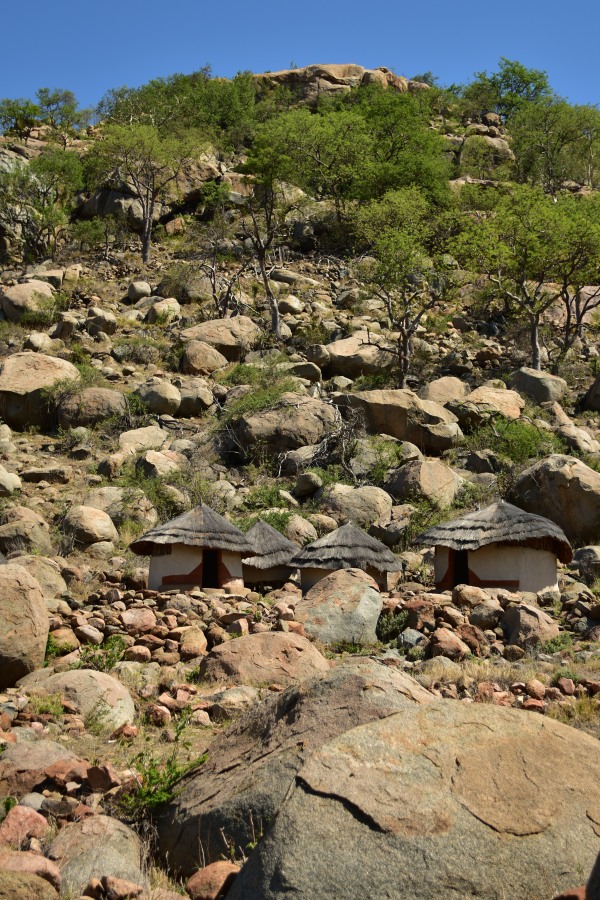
148;545;201;591
434;543;558;593
148;546;244;591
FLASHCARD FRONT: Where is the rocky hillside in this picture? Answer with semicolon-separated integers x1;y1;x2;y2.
1;60;600;898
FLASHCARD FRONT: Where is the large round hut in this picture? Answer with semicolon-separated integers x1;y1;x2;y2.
130;503;254;592
415;500;572;593
290;522;402;592
242;519;299;588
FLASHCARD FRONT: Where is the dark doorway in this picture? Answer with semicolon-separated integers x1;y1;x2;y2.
202;549;220;588
453;549;470;586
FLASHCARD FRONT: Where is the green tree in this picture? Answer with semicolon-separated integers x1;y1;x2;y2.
97;69;258;149
452;185;600;370
511;100;590;194
356;187;454;387
36;87;90;147
461;58;552;121
87;124;202;262
242;136;302;336
0;97;40;141
547;194;600;371
0;150;83;260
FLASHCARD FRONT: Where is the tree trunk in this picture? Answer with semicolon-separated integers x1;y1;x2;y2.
257;250;281;338
398;331;411;388
141;194;155;263
530;314;541;370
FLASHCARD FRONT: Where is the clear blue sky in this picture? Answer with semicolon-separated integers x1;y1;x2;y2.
3;0;599;109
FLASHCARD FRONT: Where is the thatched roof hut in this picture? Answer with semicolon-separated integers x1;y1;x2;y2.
242;519;299;587
290;523;402;591
130;503;253;592
243;520;299;570
415;501;572;563
414;500;572;592
130;503;254;556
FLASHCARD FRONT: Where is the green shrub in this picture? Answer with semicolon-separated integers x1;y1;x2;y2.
236;509;294;534
117;747;207;820
219;377;296;426
28;693;64;718
244;483;290;510
44;632;73;665
73;635;127;672
462;417;565;465
551;666;580;686
21;291;71;328
542;632;574;654
376;610;408;643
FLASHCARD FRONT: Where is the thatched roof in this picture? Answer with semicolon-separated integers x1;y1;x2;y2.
414;500;572;563
290;523;403;573
130;503;254;556
242;520;299;570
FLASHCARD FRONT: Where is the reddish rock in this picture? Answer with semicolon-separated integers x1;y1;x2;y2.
186;861;240;900
86;763;121;792
451;584;490;608
580;679;600;696
120;608;156;635
557;677;576;696
525;679;546;700
44;758;89;786
0;849;61;890
491;691;513;706
455;623;487;656
474;682;495;702
101;874;144;899
403;597;436;631
110;723;138;740
552;890;586;900
123;645;152;663
0;806;49;848
146;704;172;726
0;741;79;796
523;698;546;713
429;627;471;661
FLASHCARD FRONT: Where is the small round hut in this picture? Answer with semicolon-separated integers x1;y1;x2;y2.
415;500;572;593
130;503;254;592
242;519;299;588
290;522;402;592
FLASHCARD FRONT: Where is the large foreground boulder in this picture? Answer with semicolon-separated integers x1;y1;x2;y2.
0;352;80;430
47;816;144;897
19;669;135;732
295;569;382;647
334;389;461;453
157;659;432;873
0;564;48;688
199;632;330;686
513;454;600;543
227;701;600;899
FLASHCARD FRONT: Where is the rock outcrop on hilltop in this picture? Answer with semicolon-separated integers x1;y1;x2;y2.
253;63;428;105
